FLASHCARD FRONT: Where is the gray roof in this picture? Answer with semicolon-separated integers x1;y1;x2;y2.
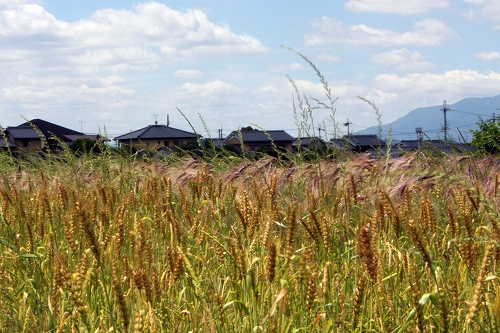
114;125;199;141
0;128;17;148
18;119;83;141
346;134;384;147
292;137;327;146
6;126;42;139
224;130;294;144
329;138;355;150
397;140;476;153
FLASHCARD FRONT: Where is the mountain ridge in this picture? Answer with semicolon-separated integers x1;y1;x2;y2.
354;95;500;142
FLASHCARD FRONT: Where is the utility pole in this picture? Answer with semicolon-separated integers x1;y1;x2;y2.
317;126;324;139
416;127;423;141
217;126;223;139
441;101;450;141
79;120;84;133
343;119;352;136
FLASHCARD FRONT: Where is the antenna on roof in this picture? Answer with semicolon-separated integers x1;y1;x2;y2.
153;114;159;125
167;114;170;127
218;125;223;139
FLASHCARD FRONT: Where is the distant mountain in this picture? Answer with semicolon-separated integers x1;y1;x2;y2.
354;95;500;142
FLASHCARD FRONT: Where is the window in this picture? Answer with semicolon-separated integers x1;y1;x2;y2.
164;140;169;146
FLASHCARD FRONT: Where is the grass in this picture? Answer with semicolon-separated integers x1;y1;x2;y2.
0;149;500;332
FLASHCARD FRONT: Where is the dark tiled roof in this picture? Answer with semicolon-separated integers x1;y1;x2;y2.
114;125;199;141
6;126;42;139
0;138;16;148
19;119;83;140
398;140;476;153
292;137;326;146
329;138;355;150
0;128;17;148
224;130;294;144
347;134;384;146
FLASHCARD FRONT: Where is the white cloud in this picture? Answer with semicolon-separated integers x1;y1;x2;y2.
0;0;42;5
475;52;500;60
0;4;64;35
372;70;500;111
59;3;267;58
371;49;434;71
463;0;500;24
175;69;203;79
0;2;267;69
305;17;456;47
180;80;241;99
345;0;449;15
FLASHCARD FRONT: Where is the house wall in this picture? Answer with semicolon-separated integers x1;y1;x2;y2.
120;138;197;149
11;138;43;152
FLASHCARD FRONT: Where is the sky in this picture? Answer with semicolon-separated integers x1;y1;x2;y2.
0;0;499;140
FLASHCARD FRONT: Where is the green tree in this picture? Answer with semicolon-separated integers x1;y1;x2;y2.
69;138;101;156
471;117;500;154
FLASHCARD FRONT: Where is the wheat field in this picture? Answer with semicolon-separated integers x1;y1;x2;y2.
0;151;499;332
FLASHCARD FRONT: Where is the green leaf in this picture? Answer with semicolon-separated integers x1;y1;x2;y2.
19;254;39;259
416;292;439;308
223;300;250;316
0;237;20;254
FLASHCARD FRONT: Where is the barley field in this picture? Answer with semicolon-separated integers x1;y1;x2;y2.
0;151;499;332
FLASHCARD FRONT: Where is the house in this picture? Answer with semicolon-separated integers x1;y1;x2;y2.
223;129;294;152
17;119;93;152
330;134;385;153
397;139;476;154
114;123;200;149
2;125;44;152
292;137;329;152
1;119;99;153
0;126;25;151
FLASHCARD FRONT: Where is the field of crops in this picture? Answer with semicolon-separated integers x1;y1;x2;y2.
0;151;499;332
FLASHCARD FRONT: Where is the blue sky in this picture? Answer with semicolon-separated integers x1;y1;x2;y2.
1;0;499;139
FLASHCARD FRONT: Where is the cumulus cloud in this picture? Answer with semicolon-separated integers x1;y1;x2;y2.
181;80;241;99
373;70;500;105
0;2;267;68
370;49;434;71
305;17;456;47
345;0;449;15
0;4;64;35
60;3;267;58
0;0;42;5
463;0;500;24
475;52;500;60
